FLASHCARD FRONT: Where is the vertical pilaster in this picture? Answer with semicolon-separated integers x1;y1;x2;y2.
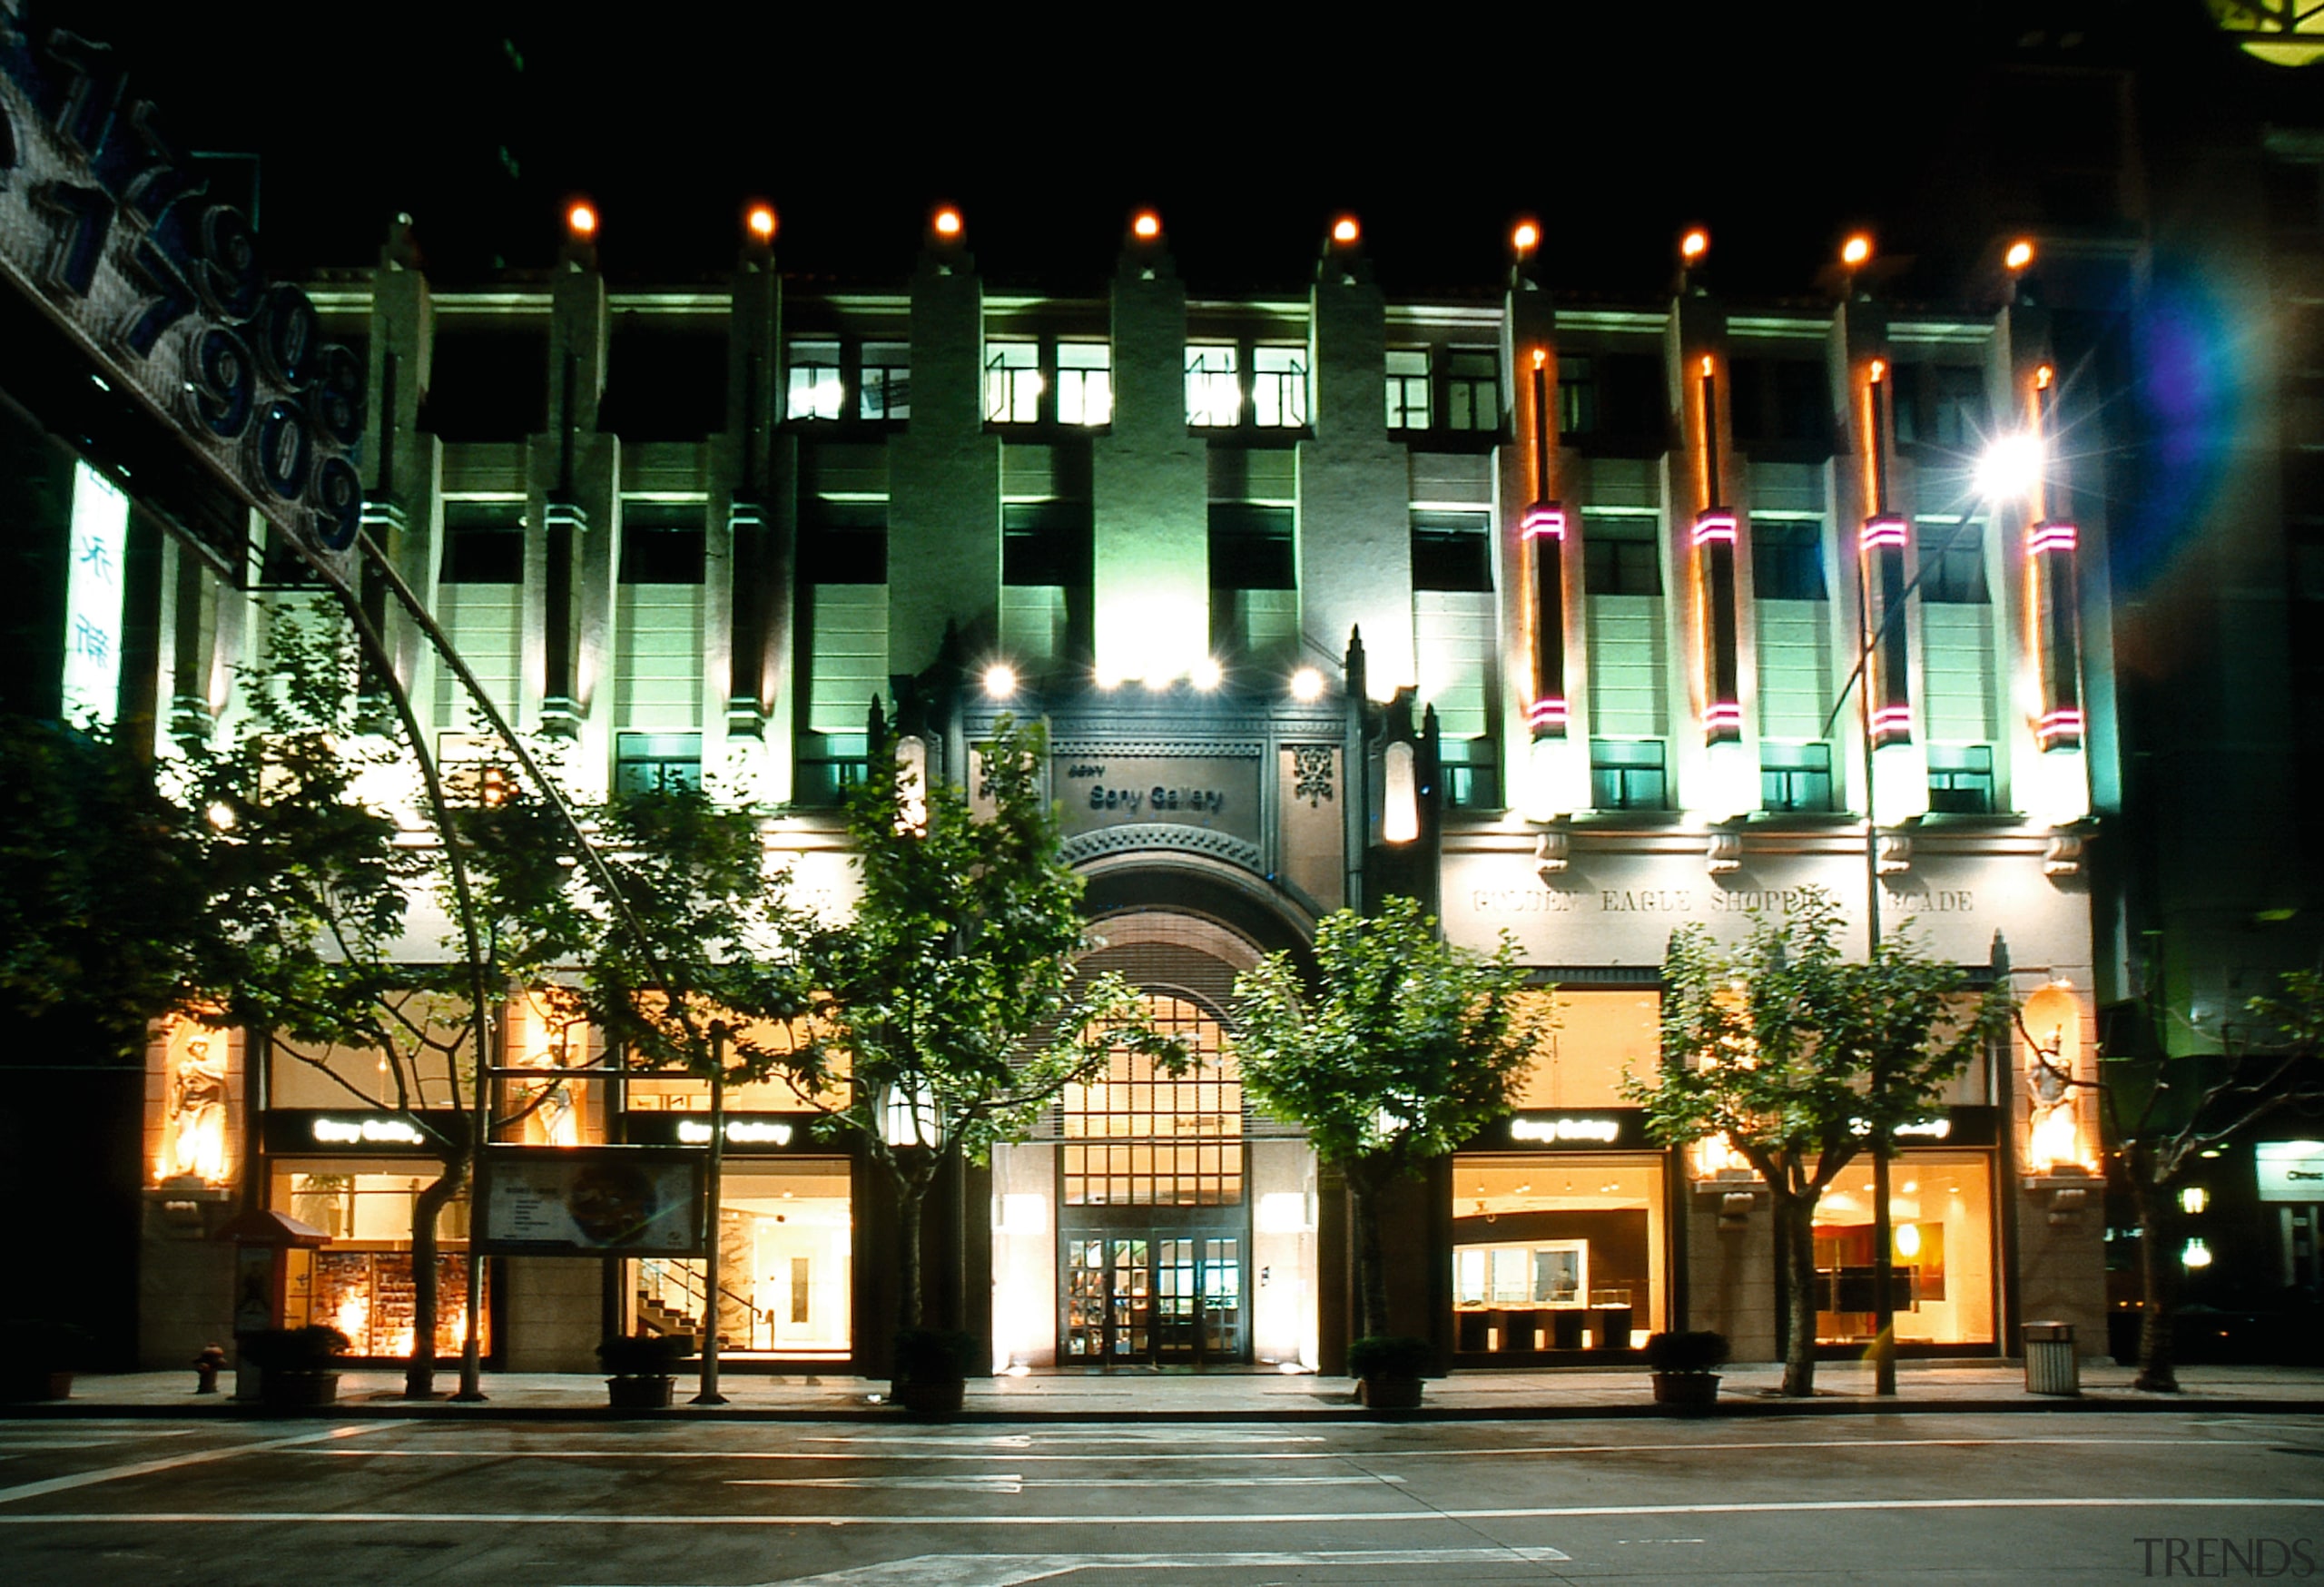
715;230;793;803
1298;227;1410;697
887;218;1000;684
530;230;618;790
364;219;440;705
1092;220;1207;685
1668;295;1754;817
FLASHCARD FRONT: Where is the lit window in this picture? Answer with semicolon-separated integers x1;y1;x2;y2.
1761;742;1834;813
1187;344;1241;428
1446;349;1501;432
859;342;910;421
1385;349;1431;429
786;340;842;421
1252;345;1309;428
1057;341;1111;426
985;340;1040;424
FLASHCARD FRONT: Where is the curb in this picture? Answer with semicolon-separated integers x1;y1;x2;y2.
4;1395;2319;1424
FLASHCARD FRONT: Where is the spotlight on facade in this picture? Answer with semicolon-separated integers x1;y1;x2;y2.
1331;215;1359;245
746;204;777;242
2004;238;2035;271
1511;219;1541;255
2182;1237;2213;1269
566;202;598;240
933;206;962;239
1133;210;1162;241
1976;432;2044;502
1680;228;1709;262
2180;1185;2209;1215
1841;232;1873;268
1289;666;1325;703
1190;656;1224;691
981;663;1018;699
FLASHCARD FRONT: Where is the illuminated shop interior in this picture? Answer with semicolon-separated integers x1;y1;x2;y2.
1811;1148;1995;1346
1452;1156;1665;1352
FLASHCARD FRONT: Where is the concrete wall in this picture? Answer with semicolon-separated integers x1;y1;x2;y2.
501;1256;602;1371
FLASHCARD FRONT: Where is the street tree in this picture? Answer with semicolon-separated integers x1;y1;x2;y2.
1232;895;1544;1345
1626;890;2006;1396
800;714;1167;1339
2073;969;2324;1392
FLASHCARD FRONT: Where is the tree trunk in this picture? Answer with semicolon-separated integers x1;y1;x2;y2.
1776;1190;1819;1397
403;1153;469;1399
2130;1168;2179;1393
1350;1173;1389;1342
896;1178;925;1331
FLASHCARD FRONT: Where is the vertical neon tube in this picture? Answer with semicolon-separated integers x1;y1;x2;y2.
1524;354;1567;740
1693;355;1740;745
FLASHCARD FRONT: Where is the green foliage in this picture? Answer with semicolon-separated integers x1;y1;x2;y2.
0;717;212;1061
596;1333;694;1375
1232;895;1543;1180
1344;1335;1432;1380
239;1325;350;1370
807;715;1165;1170
1642;1329;1730;1374
890;1326;979;1385
1625;889;2005;1193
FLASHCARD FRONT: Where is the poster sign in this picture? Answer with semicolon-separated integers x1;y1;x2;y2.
475;1148;704;1256
2258;1140;2324;1203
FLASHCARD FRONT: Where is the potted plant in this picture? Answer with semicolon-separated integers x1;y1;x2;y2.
0;1320;93;1402
1643;1329;1729;1411
598;1332;693;1410
890;1327;977;1414
1346;1335;1431;1411
239;1325;350;1410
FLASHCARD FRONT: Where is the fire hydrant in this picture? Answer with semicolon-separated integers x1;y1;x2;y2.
193;1344;227;1395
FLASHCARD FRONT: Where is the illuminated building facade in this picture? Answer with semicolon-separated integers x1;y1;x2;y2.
92;200;2123;1375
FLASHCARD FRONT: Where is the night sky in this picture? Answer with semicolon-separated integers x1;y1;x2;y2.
40;3;2273;302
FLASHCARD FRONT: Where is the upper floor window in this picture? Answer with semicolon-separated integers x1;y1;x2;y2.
859;342;910;421
1252;345;1309;428
1057;342;1112;426
985;340;1040;424
1412;509;1492;592
1590;739;1668;810
1444;349;1501;432
786;340;843;421
619;503;706;584
615;732;703;797
1208;504;1295;590
1584;516;1663;596
1752;519;1827;601
1927;744;1996;813
1760;741;1834;813
1559;354;1596;435
1187;345;1242;428
1918;521;1989;603
1896;364;1987;450
1385;350;1431;429
440;503;524;584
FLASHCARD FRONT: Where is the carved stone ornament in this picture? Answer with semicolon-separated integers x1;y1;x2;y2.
2043;830;2084;877
1533;827;1570;878
1876;830;1913;875
1290;745;1335;809
1706;830;1742;874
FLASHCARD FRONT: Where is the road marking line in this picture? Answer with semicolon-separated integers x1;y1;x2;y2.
0;1424;379;1506
730;1546;1579;1587
724;1475;1404;1492
800;1433;1326;1447
5;1496;2319;1527
1392;1434;2283;1458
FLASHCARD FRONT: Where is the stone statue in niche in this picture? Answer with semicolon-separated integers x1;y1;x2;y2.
167;1035;231;1181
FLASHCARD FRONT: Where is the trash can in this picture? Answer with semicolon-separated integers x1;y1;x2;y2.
2024;1321;2079;1395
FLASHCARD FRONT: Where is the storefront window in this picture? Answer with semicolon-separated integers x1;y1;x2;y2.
1813;1148;1995;1346
268;1160;486;1358
634;1159;851;1356
498;991;604;1145
1452;1153;1666;1353
1508;990;1659;1109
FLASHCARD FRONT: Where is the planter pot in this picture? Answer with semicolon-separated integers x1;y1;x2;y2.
606;1375;675;1410
257;1370;340;1411
0;1370;72;1403
894;1379;965;1414
1357;1375;1424;1411
1650;1371;1720;1411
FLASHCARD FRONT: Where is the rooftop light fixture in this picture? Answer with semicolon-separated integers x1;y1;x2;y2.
1680;228;1709;261
2004;238;2035;271
1841;233;1873;268
746;204;776;242
933;206;962;239
566;202;597;239
1511;219;1541;255
1132;211;1161;240
1331;215;1359;244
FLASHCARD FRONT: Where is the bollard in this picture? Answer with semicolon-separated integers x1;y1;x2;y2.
193;1343;227;1395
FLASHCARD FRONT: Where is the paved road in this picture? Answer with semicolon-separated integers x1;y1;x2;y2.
0;1411;2318;1584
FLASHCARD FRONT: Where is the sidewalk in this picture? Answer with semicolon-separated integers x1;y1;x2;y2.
13;1360;2324;1421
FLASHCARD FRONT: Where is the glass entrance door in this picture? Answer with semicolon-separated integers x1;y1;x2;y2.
1063;1233;1243;1364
